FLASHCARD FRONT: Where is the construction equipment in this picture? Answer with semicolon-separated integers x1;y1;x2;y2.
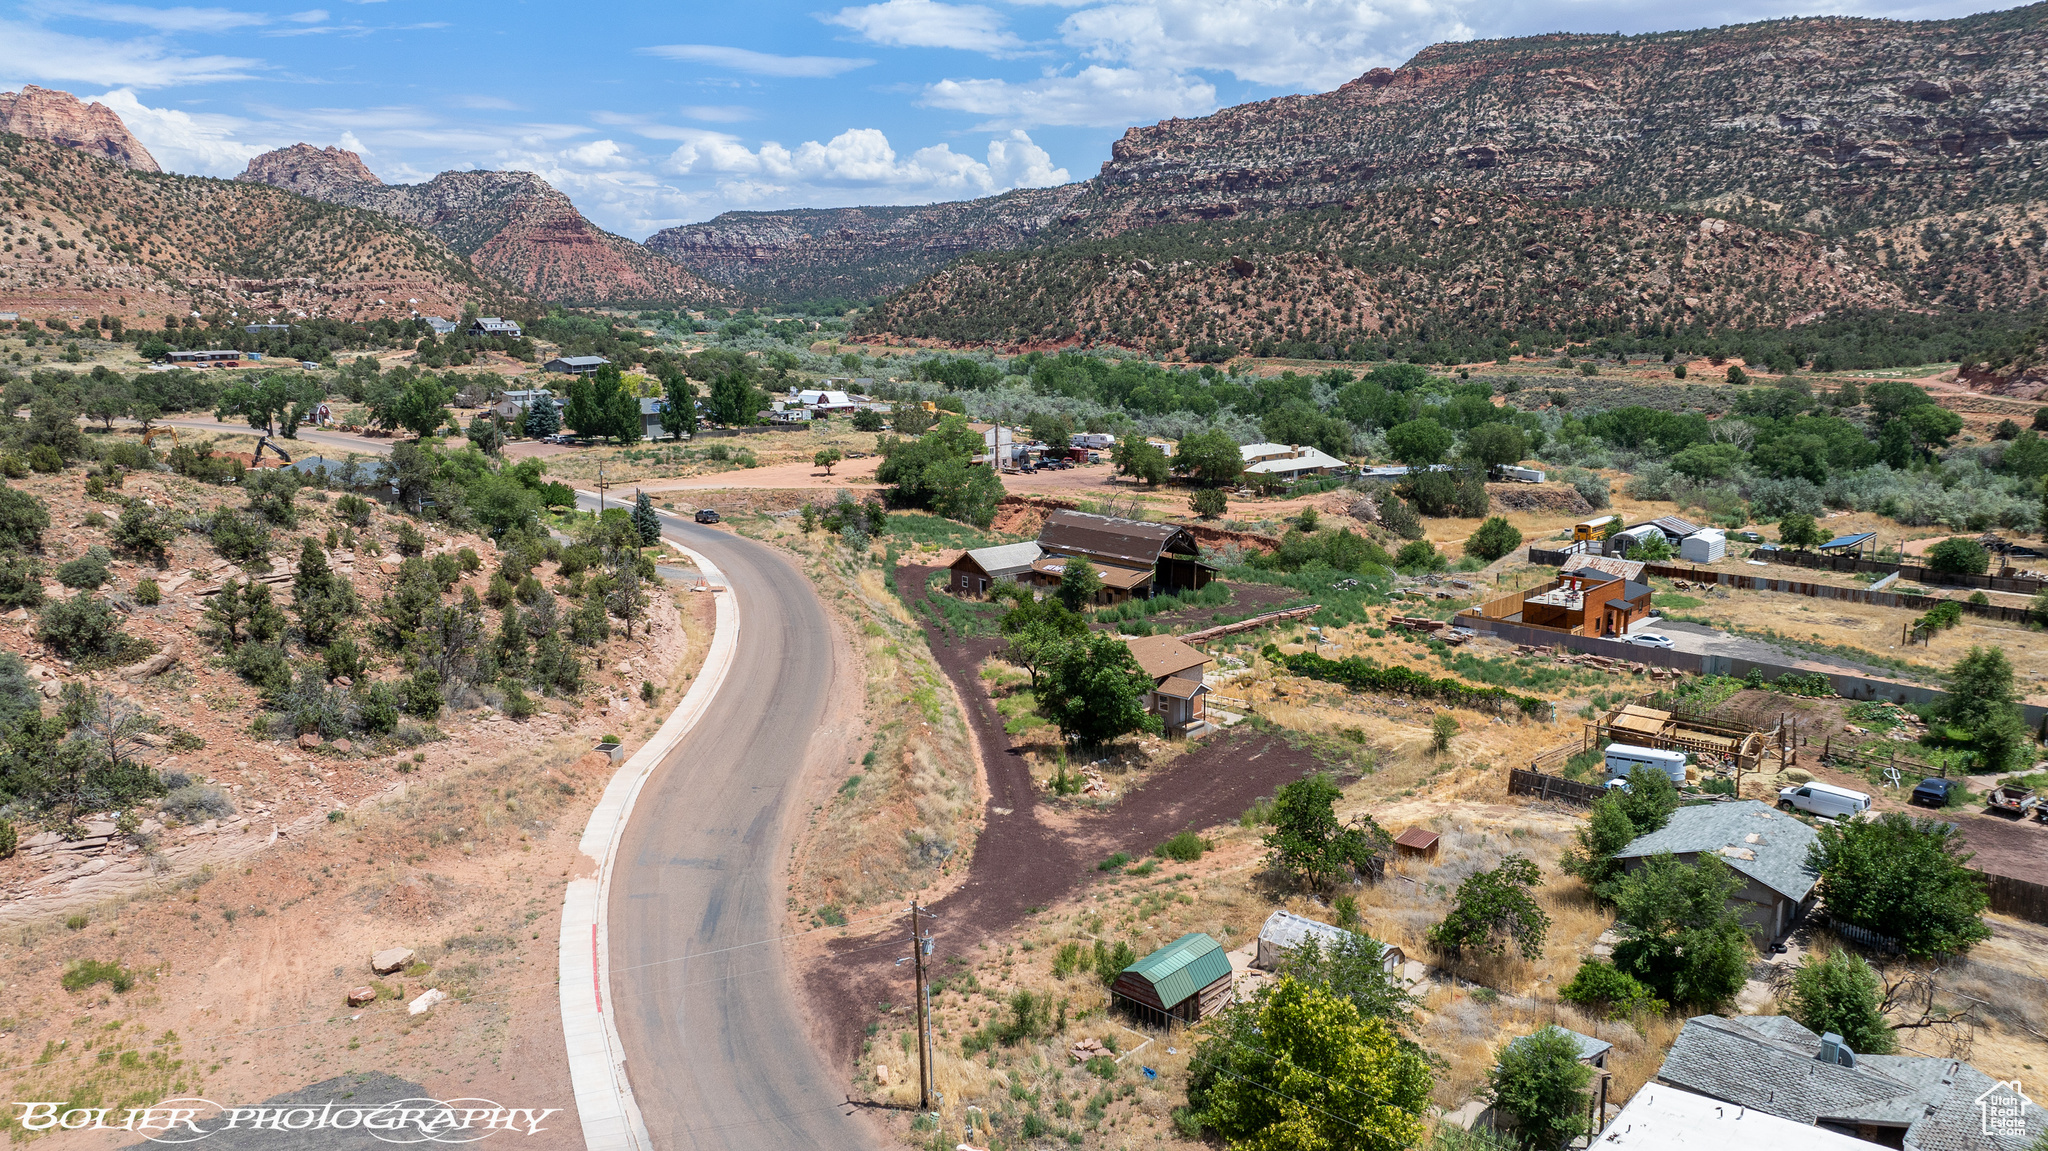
140;425;178;449
251;436;292;465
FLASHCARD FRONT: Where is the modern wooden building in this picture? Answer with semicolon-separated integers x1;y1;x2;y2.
1111;933;1234;1025
1030;510;1214;604
1515;570;1653;637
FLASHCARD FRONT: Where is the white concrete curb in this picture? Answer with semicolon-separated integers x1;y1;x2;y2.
558;528;739;1151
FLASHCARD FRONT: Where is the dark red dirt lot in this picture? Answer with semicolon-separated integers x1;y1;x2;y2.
797;567;1329;1067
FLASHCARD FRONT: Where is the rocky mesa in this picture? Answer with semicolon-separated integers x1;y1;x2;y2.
643;184;1085;301
0;85;159;173
236;145;724;307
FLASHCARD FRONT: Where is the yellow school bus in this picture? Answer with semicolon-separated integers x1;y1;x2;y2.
1573;515;1621;542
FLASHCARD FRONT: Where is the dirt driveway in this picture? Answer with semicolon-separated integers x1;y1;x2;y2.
797;566;1331;1066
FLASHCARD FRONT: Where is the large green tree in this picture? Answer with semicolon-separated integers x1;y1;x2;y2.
998;592;1086;688
1428;855;1549;961
1783;951;1896;1055
390;375;457;440
1487;1026;1594;1151
1808;813;1991;958
876;416;1005;527
1038;632;1160;747
1263;775;1393;891
1463;423;1529;471
215;372;320;439
1054;556;1102;612
1385;418;1453;467
1188;977;1431;1151
1173;429;1244;487
706;369;765;427
1943;646;2030;771
1607;853;1752;1009
1112;438;1169;485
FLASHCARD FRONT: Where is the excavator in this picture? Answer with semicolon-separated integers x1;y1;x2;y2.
140;425;177;450
251;436;292;465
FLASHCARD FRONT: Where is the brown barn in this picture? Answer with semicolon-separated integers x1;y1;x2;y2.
1123;634;1211;737
1392;827;1441;863
1030;510;1214;604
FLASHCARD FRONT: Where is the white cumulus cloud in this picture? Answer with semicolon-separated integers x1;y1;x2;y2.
821;0;1029;54
661;125;1068;199
0;20;263;86
90;88;267;174
637;43;873;78
921;64;1214;128
1058;0;1474;89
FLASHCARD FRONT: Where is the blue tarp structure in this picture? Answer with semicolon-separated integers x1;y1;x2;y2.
1819;532;1876;551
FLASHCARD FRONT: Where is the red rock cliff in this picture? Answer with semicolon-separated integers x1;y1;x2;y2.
0;85;158;172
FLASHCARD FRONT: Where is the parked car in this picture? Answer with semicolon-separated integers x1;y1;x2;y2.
1910;777;1959;807
1734;531;1764;543
693;509;721;524
1779;781;1871;819
1624;632;1675;649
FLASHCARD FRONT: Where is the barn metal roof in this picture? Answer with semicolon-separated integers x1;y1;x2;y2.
1038;509;1197;567
1120;933;1230;1009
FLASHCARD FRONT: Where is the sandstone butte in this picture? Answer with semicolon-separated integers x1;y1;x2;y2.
0;85;158;173
235;143;722;307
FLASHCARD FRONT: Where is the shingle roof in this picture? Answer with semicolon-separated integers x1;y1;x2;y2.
1611;800;1820;902
1508;1025;1612;1064
1039;509;1197;567
957;542;1043;576
1123;634;1207;681
1121;933;1231;1009
1657;1015;2048;1151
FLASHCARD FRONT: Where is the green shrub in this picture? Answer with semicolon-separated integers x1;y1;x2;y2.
395;521;427;557
26;444;63;473
231;643;291;697
36;593;125;656
357;681;401;734
61;959;135;993
1466;516;1523;562
1557;957;1666;1019
1097;851;1131;872
133;577;161;605
0;557;45;610
56;546;112;589
0;820;16;860
1156;831;1207;862
403;668;443;718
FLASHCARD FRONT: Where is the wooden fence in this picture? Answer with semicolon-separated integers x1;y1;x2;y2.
1768;547;2047;596
1982;872;2048;926
1507;767;1606;807
1638;562;2037;625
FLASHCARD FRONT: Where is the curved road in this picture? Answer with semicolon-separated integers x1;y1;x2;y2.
169;417;868;1149
602;509;873;1150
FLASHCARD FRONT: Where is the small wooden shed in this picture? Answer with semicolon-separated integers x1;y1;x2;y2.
1393;827;1441;863
1110;933;1234;1026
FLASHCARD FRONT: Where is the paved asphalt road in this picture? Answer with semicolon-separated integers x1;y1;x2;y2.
159;420;867;1149
599;507;871;1151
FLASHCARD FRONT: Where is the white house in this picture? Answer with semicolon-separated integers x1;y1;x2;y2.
792;388;854;407
1240;442;1347;479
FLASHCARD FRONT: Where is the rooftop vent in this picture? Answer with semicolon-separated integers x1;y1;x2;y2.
1816;1032;1857;1069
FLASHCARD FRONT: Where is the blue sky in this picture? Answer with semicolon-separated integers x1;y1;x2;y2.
0;0;2014;240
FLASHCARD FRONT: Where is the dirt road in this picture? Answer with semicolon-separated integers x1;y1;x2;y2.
799;566;1330;1067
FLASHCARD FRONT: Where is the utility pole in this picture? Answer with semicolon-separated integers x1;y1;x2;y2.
908;900;933;1112
595;461;610;515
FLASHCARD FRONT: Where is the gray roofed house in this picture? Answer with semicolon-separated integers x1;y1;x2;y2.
638;396;685;440
947;542;1044;595
1657;1014;2048;1150
423;316;459;335
1610;800;1819;941
544;355;610;375
469;316;522;338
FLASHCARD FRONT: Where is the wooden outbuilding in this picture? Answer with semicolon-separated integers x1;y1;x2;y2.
947;542;1044;596
1110;933;1234;1026
1031;509;1215;603
1254;910;1404;975
1392;827;1441;863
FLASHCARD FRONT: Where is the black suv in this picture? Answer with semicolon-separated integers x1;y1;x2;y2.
693;509;721;524
1910;777;1957;807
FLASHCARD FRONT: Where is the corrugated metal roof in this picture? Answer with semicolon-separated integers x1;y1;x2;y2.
1121;933;1230;1009
1507;1025;1612;1063
1257;910;1349;953
1648;515;1702;537
1039;509;1195;567
959;542;1043;575
1392;827;1439;850
1562;555;1645;581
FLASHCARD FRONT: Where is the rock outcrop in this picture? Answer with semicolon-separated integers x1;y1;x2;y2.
237;150;722;306
671;7;2048;309
0;85;159;172
0;134;500;322
645;184;1085;301
236;143;382;200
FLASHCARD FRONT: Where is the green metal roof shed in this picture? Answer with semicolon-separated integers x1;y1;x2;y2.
1110;933;1235;1025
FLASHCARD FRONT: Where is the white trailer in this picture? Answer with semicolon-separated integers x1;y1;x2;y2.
1498;465;1546;483
1070;432;1117;450
1604;742;1687;784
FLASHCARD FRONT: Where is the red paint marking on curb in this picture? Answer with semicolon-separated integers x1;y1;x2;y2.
593;924;603;1013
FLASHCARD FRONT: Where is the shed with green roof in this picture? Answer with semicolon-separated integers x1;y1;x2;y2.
1110;933;1235;1025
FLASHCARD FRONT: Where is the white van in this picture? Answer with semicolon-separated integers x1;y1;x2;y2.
1778;781;1870;819
1604;743;1687;784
